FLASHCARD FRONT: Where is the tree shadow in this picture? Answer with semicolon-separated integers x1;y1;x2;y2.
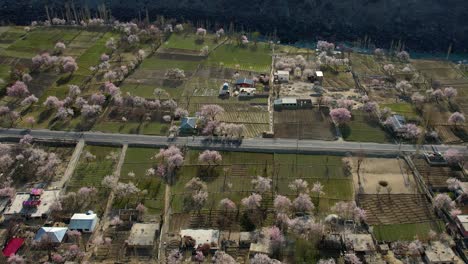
340;124;351;139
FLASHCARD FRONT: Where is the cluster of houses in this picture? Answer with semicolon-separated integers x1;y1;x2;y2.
219;75;270;99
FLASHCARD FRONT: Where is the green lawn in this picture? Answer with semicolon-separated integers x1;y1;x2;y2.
68;145;121;190
207;42;271;72
373;221;444;241
164;33;218;51
5;28;81;58
75;32;117;76
341;111;392;143
139;56;201;71
383;102;420;120
115;147;165;214
92;120;170;136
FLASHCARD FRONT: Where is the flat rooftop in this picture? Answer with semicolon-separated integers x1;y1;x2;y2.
4;190;60;218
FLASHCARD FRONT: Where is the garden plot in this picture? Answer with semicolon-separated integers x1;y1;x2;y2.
64;30;105;58
341;111;392;143
411;59;465;80
274;109;336;140
322;71;355;90
163;33;219;52
206;42;271;73
349;157;417;194
5;28;81;58
0;27;26;49
413;158;464;190
115;147;165;215
279;81;316;99
382;102;419;121
349;53;385;75
67;145;121;191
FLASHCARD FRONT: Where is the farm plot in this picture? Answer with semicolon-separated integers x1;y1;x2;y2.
274;109;336;140
163;33;218;52
411;59;465;80
171;151;353;218
341;111;392;143
359;194;437;225
67;145;121;191
0;27;26;49
349;157;417;194
382;102;420;121
114;147;165;215
206;42;271;73
413;158;464;190
5;27;81;58
322;72;355;90
349;53;384;75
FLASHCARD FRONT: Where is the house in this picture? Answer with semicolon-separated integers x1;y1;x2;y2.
274;98;297;110
235;78;254;88
34;227;68;243
315;71;324;83
219;82;230;97
238;87;256;97
127;223;160;250
249;228;273;257
344;234;376;253
179;117;198;135
424;241;461;264
386;114;406;133
180;229;220;247
68;211;99;233
239;231;256;248
275;70;290;83
4;190;60;218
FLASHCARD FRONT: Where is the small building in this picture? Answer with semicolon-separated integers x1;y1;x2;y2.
219;82;230;96
249;228;272;257
424;241;460;264
387;114;406;133
344;234;376;253
274;98;297;110
180;229;220;247
235;78;254;88
239;231;256;248
68;211;99;233
34;227;68;243
179;117;198;135
315;71;324;83
4;190;60;218
275;70;290;83
239;87;256;96
127;223;160;249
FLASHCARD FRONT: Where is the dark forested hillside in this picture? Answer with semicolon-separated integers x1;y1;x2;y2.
1;0;467;52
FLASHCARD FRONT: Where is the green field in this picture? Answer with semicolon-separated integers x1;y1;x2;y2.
68;145;121;190
341;111;392;143
207;42;271;72
383;102;419;120
373;221;443;241
164;33;217;51
115;147;165;214
92;120;170;136
171;151;353;213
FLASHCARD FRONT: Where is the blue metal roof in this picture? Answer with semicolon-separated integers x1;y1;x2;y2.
235;78;254;85
180;117;197;129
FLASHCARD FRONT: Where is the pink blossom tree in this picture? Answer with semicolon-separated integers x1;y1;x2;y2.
397;51;410;62
21;95;38;106
154;146;184;183
444;149;464;167
200;104;225;121
433;193;454;211
268;226;284;255
212;251;236;264
198;150;222;169
185;177;207;193
55;42;66;54
252;176;272;194
330;108;352;124
274;195;292;214
401;123;421;140
362;101;379;116
7;81;29;98
432;89;445;103
337;99;355;110
250;253;280;264
61;56;78;75
396;80;412;94
444;87;457;101
293;193;314;214
289;179;309;194
448;112;465;127
311;181;325;205
411;92;425;109
344;253;362;264
167;249;183;264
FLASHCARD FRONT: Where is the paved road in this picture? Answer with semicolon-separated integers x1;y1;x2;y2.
0;128;465;156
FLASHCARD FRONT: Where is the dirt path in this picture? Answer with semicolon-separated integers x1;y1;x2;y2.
51;139;84;190
158;184;172;262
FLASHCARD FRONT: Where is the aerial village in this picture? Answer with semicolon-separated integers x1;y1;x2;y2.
0;9;467;264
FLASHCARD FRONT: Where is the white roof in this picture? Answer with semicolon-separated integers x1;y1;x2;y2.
315;71;324;77
425;241;457;263
128;223;159;247
34;227;68;243
71;212;97;220
180;229;219;246
277;70;289;75
281;98;297;104
69;212;99;231
4;190;59;218
457;215;468;223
